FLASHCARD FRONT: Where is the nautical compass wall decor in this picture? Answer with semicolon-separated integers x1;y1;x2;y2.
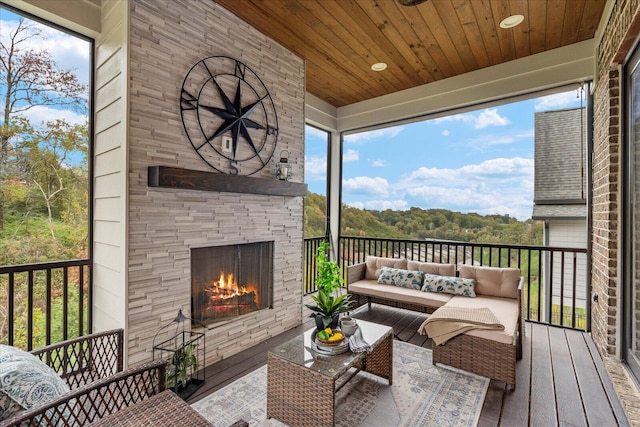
180;56;279;175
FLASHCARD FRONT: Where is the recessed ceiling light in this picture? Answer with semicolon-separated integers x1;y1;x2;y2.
500;14;524;29
371;62;387;72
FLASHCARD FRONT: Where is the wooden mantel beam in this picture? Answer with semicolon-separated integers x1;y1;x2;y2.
148;166;308;197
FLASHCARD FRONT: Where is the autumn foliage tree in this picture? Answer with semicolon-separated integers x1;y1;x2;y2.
0;17;87;230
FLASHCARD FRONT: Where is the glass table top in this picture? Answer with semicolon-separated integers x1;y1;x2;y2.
268;320;392;379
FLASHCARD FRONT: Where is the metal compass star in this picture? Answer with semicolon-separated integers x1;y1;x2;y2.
199;76;267;159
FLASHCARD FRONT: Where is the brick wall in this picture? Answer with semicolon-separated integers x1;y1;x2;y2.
593;0;640;356
126;0;305;367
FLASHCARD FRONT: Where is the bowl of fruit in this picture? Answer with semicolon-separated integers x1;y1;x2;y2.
315;327;345;346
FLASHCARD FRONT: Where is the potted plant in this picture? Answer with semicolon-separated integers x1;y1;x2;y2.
166;342;198;391
304;241;352;330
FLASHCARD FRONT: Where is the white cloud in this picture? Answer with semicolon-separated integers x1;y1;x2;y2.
371;159;387;167
343;149;359;162
304;155;327;181
475;109;510;129
343;176;389;195
534;91;582;111
393;157;534;220
348;199;409;211
344;126;404;144
442;130;450;136
433;108;509;129
18;105;87;127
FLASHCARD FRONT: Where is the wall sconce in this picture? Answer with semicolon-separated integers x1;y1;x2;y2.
276;150;292;181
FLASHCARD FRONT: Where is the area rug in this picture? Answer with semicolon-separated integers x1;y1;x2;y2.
192;340;489;427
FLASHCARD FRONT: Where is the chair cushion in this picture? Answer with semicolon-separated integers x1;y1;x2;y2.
365;256;407;280
422;273;477;297
0;344;70;421
377;267;424;290
458;265;521;299
443;295;520;344
406;260;456;276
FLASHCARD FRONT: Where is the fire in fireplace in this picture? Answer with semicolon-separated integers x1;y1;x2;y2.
191;242;273;326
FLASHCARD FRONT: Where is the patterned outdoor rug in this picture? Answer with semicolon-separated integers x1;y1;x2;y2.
192;340;489;427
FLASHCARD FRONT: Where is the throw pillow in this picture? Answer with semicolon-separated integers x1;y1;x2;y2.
0;344;70;421
421;273;477;297
377;267;424;290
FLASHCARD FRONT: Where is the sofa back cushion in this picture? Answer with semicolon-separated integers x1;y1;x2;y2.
377;267;424;290
458;265;521;299
407;260;456;277
365;256;407;279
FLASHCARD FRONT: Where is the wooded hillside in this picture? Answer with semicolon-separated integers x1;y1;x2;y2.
305;192;542;245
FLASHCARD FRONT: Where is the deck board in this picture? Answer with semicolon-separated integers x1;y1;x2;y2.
500;322;532;426
529;323;558;426
188;303;629;426
549;326;587;426
566;329;619;426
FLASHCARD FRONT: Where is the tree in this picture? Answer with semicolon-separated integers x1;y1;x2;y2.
0;17;87;230
17;119;88;239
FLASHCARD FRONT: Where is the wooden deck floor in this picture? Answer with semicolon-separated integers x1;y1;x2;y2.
188;303;630;426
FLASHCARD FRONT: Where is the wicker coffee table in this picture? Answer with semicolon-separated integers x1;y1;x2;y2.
267;320;393;427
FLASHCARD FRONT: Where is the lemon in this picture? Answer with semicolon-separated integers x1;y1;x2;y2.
324;327;333;335
328;333;343;342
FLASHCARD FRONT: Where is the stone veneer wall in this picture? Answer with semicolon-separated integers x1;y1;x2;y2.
126;0;305;367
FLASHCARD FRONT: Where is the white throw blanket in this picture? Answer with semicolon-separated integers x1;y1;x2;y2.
418;306;504;346
348;326;371;353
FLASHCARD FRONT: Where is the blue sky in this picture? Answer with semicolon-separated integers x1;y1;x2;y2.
305;91;585;221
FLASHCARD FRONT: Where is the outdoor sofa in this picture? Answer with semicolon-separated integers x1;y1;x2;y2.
347;256;524;389
0;329;167;426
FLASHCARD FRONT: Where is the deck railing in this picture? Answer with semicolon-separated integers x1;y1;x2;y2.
304;236;589;331
0;259;91;350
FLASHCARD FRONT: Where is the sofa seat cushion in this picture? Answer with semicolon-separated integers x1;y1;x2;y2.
459;265;521;299
0;344;70;421
407;260;456;277
349;280;453;307
365;256;407;280
443;295;519;345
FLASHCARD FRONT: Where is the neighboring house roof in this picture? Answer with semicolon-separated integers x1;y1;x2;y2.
533;107;587;220
532;204;587;220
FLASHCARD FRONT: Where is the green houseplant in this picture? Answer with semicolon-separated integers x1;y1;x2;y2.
305;241;352;330
166;342;198;390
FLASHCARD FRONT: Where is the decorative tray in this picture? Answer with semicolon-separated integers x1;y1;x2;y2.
311;330;350;355
311;339;350;355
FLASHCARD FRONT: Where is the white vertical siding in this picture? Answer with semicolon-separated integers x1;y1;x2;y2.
92;0;128;334
547;220;588;311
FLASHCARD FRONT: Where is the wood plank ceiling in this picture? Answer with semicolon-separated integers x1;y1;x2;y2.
214;0;606;108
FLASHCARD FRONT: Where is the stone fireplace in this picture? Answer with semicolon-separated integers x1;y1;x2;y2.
122;0;306;369
191;242;273;326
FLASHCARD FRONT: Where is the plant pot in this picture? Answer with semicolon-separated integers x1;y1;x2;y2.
315;315;339;331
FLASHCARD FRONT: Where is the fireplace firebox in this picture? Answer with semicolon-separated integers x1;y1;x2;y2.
191;242;273;327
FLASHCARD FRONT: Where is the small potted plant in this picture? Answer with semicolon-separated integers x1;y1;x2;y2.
305;241;352;330
166;342;198;391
